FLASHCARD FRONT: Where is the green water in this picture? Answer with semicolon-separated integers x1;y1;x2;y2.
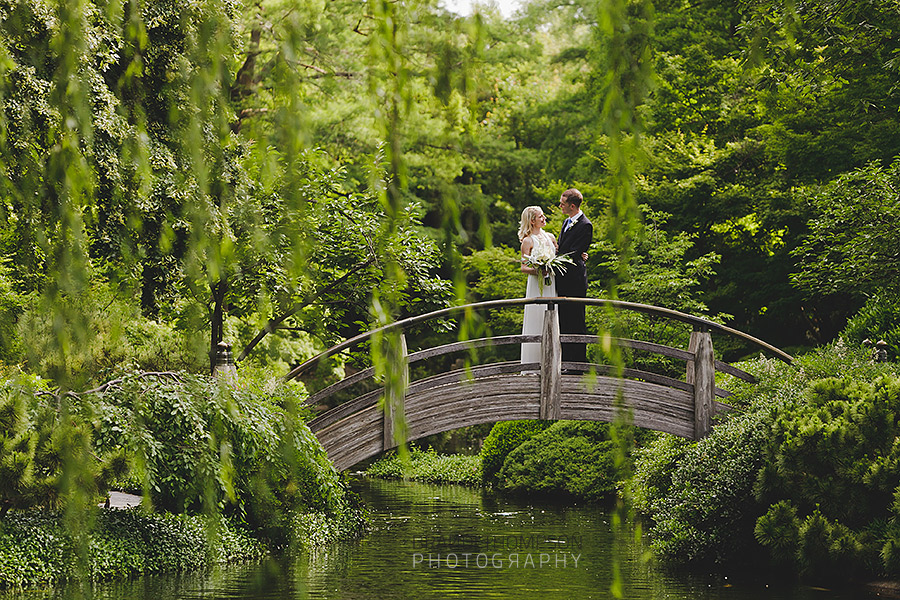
1;477;878;599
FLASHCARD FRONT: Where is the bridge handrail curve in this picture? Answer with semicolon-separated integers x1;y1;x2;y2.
303;333;722;408
284;297;793;382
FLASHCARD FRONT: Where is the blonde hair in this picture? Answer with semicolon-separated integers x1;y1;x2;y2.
518;206;543;242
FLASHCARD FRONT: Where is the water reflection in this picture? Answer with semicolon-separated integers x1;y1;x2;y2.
0;477;877;599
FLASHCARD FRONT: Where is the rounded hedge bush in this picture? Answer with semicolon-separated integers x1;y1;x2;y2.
480;420;552;486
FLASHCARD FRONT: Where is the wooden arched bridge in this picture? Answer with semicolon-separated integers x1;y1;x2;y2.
285;298;793;471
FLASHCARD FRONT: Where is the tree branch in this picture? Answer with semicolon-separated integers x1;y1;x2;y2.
236;258;375;362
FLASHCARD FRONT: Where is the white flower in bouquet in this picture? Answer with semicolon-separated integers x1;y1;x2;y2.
524;248;576;291
529;243;555;265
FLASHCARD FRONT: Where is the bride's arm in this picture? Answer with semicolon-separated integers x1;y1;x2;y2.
520;238;539;275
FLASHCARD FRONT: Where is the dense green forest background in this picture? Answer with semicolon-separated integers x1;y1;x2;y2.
2;0;900;588
2;0;899;385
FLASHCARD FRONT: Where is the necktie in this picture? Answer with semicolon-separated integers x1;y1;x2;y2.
563;217;572;233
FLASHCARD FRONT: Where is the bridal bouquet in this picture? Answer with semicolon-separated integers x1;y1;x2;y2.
524;247;575;291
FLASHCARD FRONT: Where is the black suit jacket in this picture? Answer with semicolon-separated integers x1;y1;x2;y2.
556;213;592;297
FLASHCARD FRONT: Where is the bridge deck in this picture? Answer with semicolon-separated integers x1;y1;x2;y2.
288;298;789;471
315;371;732;471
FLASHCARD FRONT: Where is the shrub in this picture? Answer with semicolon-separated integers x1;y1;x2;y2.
290;504;369;550
2;368;351;541
497;421;620;502
0;386;34;516
841;292;900;362
17;282;207;383
0;262;23;363
628;433;690;516
0;373;128;514
757;376;900;528
0;509;266;589
753;500;800;567
631;343;900;580
480;420;552;486
632;408;771;566
366;446;481;486
89;370;345;531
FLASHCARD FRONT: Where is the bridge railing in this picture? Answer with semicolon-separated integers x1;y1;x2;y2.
286;298;792;441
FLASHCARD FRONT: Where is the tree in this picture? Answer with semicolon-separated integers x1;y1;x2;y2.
792;159;900;299
0;386;34;516
0;0;457;380
587;206;728;366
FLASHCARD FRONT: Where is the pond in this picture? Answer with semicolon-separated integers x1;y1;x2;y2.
1;477;880;599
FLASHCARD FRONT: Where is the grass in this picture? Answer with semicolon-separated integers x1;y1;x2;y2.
366;447;482;486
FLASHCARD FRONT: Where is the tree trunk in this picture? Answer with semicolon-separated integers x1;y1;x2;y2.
210;279;228;374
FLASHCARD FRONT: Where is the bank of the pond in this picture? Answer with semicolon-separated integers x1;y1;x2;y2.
0;506;366;590
367;422;625;505
365;447;481;486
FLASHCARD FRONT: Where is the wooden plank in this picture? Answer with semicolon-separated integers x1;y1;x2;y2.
713;400;733;416
329;430;384;472
408;406;542;441
406;377;540;422
309;358;701;433
319;378;544;469
305;334;751;409
689;329;715;440
407;362;533;393
559;377;695;439
314;372;719;470
305;366;376;407
285;297;791;382
407;335;540;363
714;360;757;383
560;376;693;417
316;406;382;451
560;363;693;392
405;381;541;417
540;308;562;420
308;336;541;408
306;359;732;411
383;334;408;451
308;388;382;432
309;335;698;409
620;339;694;362
309;362;529;432
103;491;143;509
563;398;693;428
316;371;747;471
559;336;694;362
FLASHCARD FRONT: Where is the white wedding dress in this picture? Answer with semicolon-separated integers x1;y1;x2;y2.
521;231;557;368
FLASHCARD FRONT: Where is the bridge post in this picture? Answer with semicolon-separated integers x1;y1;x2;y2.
383;333;408;451
687;327;715;439
540;306;561;420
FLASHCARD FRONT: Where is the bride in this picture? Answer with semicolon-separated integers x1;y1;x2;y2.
518;206;557;369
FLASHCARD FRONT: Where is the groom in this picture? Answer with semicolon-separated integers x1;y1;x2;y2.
556;188;593;369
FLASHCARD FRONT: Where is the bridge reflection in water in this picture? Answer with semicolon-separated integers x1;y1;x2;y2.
284;298;793;471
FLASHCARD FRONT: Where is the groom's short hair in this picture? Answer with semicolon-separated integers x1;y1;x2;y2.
561;188;583;207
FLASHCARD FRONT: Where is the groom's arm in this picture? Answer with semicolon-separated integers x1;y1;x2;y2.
569;221;593;256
